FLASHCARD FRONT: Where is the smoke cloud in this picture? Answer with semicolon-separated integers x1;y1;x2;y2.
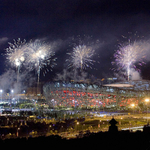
54;69;88;83
0;69;36;95
130;68;141;80
0;37;8;45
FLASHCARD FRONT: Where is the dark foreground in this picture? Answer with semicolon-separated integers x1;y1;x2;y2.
2;131;150;150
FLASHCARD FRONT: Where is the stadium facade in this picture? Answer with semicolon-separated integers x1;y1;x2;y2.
43;80;150;108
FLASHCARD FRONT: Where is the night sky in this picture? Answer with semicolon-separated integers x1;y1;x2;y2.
1;0;150;81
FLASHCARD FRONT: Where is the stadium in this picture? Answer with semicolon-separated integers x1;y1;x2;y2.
43;80;150;108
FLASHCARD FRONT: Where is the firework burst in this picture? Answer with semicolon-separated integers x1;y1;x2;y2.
26;39;57;83
5;38;26;82
113;40;145;80
67;44;95;70
6;38;26;68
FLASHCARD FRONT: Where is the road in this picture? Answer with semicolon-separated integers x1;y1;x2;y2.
122;126;143;132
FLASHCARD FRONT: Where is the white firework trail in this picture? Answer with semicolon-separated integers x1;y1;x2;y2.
67;44;95;70
26;39;57;83
5;38;26;82
113;40;145;81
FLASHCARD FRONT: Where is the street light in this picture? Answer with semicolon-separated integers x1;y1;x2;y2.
145;98;149;123
131;103;135;114
76;122;79;131
131;103;135;107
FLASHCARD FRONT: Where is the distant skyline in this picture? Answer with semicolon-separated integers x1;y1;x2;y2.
1;0;150;81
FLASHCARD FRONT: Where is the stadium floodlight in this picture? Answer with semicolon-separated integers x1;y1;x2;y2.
145;99;149;103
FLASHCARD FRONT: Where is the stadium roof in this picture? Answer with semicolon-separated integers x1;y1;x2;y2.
103;84;133;88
